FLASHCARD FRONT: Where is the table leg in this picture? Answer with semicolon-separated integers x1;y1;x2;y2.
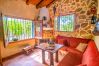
50;52;54;66
55;51;58;62
42;50;45;64
48;52;50;59
0;63;3;66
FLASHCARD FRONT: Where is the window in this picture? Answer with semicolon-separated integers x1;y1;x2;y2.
3;16;35;42
54;14;75;31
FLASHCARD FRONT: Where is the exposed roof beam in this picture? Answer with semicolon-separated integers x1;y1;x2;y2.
26;0;56;8
26;0;29;5
36;0;44;8
46;0;57;7
26;0;42;5
36;0;53;8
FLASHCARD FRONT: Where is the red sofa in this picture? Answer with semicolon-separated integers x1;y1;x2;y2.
55;35;99;66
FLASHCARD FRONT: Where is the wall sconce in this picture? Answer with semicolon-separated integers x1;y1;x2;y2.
96;20;99;31
91;15;97;24
93;14;99;35
90;6;97;24
94;17;99;31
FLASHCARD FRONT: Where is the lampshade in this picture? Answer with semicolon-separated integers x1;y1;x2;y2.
39;7;50;22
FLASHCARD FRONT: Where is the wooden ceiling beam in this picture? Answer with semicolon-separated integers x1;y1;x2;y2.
46;0;57;7
36;0;53;8
26;0;56;8
26;0;42;5
26;0;29;5
36;0;44;8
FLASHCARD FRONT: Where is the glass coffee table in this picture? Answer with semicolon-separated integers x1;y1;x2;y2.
36;43;64;66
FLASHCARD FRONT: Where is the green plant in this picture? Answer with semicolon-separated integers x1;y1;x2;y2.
12;38;18;41
8;19;23;36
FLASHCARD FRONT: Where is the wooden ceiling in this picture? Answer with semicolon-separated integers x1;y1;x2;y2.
26;0;56;8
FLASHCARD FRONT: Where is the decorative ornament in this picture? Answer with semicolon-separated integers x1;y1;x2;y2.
90;6;97;14
91;15;97;24
43;16;47;20
53;5;56;15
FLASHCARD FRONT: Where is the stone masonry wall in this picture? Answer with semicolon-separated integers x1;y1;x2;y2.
49;0;98;39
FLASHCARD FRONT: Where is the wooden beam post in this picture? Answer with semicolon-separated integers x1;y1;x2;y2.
0;12;3;66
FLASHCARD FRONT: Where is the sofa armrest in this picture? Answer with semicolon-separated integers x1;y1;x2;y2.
58;52;82;66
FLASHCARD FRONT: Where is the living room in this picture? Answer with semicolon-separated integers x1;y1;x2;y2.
0;0;99;66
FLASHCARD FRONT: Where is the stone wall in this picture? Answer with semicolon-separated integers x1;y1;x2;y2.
49;0;98;39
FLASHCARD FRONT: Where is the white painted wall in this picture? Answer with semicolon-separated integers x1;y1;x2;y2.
39;7;50;25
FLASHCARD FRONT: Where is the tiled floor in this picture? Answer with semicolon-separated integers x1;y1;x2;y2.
3;49;66;66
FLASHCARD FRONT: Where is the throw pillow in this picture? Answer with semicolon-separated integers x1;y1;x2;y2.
63;40;69;46
76;43;88;52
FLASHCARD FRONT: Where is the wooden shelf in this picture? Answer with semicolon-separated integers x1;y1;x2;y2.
43;28;53;30
35;37;42;39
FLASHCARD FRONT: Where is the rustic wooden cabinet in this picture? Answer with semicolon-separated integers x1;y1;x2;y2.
43;28;53;39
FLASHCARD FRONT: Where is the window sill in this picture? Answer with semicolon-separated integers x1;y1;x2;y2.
9;38;35;44
43;28;53;30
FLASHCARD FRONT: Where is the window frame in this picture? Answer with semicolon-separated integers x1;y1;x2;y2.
2;15;35;43
54;13;76;32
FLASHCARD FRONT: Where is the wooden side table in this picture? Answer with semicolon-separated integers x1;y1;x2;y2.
36;44;64;66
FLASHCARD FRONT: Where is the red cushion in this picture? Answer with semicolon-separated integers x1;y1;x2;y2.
76;64;87;66
82;40;99;66
58;52;82;66
57;39;65;45
68;37;90;48
56;35;90;48
55;35;63;43
63;40;69;46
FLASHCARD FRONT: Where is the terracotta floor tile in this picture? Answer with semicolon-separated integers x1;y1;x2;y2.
3;49;65;66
